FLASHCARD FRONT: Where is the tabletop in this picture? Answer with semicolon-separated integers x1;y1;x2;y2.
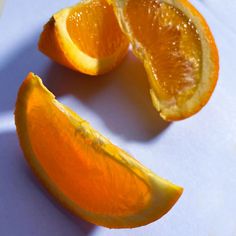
1;0;236;235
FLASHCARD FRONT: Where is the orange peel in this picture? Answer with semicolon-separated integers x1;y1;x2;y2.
108;0;219;120
15;73;183;228
38;0;129;75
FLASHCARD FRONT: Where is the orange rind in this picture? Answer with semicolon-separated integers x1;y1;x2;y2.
38;0;129;75
108;0;219;120
15;73;183;228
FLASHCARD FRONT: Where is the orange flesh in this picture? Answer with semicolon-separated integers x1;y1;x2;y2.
26;87;150;216
67;0;127;58
124;0;202;103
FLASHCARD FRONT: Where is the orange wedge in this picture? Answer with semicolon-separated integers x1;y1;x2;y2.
108;0;219;120
38;0;129;75
15;73;183;228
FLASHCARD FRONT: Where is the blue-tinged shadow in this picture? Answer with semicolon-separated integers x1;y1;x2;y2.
44;51;170;141
0;33;49;112
0;33;170;142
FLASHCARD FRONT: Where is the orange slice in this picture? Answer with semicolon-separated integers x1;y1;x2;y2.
38;0;129;75
108;0;219;120
15;73;183;228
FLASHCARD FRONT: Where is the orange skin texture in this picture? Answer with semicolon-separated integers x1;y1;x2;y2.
38;0;129;75
38;17;78;71
108;0;219;121
15;73;183;228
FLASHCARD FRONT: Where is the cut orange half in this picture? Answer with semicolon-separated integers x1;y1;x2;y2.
15;73;183;228
38;0;129;75
108;0;219;120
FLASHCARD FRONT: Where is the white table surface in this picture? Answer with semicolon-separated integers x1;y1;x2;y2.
1;0;236;235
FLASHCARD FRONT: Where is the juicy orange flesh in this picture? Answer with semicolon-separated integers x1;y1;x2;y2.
124;0;202;103
67;0;127;58
26;86;150;215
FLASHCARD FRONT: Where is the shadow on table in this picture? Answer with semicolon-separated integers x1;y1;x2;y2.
44;50;170;141
0;32;170;142
0;33;47;112
0;131;95;236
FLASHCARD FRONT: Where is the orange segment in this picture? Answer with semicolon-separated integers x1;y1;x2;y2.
67;0;127;58
109;0;219;120
28;90;150;215
38;0;129;75
15;73;183;228
125;1;202;99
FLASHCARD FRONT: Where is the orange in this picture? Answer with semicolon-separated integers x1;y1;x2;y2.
38;0;129;75
108;0;219;120
15;73;183;228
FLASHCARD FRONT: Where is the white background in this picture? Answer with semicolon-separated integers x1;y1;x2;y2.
0;0;236;235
